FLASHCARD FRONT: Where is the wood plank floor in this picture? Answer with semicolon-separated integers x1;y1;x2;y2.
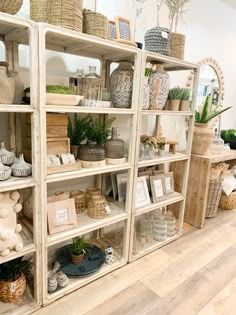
34;209;236;315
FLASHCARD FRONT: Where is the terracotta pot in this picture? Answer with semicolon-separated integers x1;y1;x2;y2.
169;99;180;111
71;253;84;265
180;100;190;111
191;123;214;155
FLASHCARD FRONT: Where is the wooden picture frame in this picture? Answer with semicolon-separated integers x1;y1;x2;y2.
47;198;77;235
150;175;165;203
116;172;128;202
164;172;174;194
108;20;117;40
135;176;151;208
138;170;152;193
115;16;132;41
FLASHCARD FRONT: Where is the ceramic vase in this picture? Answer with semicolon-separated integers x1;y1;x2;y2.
105;127;125;159
8;70;24;104
149;64;169;110
48;273;58;294
57;271;69;288
110;62;133;108
142;76;150;109
0;141;14;166
11;154;32;177
191;123;214;155
0;65;15;104
0;159;11;181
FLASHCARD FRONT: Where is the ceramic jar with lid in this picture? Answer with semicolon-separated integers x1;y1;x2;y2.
0;62;15;104
0;141;14;166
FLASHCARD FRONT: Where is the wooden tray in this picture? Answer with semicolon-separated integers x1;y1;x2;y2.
47;162;82;175
46;93;84;106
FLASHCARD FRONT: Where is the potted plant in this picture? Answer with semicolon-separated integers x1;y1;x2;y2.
192;96;231;155
71;236;91;265
180;88;191;111
220;129;236;149
157;136;167;155
167;86;183;110
0;257;29;303
68;114;91;158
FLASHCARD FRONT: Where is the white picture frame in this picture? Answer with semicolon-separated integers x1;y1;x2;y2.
164;172;174;194
150;175;165;203
135;176;151;208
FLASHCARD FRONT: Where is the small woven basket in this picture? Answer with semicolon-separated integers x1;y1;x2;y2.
47;0;83;32
84;187;100;208
205;179;222;218
0;0;23;15
219;191;236;210
87;195;108;219
70;190;85;214
30;0;47;22
83;9;109;39
0;273;26;303
170;32;185;60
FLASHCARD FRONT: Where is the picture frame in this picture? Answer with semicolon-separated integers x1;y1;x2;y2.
138;170;152;193
115;16;132;41
152;169;165;176
116;172;128;202
111;171;119;200
150;175;165;203
164;172;174;194
108;20;117;40
135;176;151;208
47;198;77;235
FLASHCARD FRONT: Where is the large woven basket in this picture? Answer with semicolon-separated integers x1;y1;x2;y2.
70;190;85;214
170;32;185;60
30;0;47;22
47;0;83;32
0;272;26;303
144;26;170;55
219;191;236;210
87;195;108;219
83;9;109;39
205;179;222;218
0;0;23;15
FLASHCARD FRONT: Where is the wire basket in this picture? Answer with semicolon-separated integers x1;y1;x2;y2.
30;0;47;22
219;191;236;210
70;190;85;214
170;32;185;60
0;273;26;303
87;195;108;219
0;0;23;15
47;0;83;32
83;9;109;39
205;179;222;218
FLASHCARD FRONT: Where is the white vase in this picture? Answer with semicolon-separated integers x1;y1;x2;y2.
11;154;32;177
0;141;14;166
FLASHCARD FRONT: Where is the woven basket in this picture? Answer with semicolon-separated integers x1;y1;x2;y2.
144;26;170;55
84;187;100;208
0;272;26;303
83;9;109;39
47;0;83;32
87;195;108;219
70;190;85;214
0;0;23;15
219;191;236;210
30;0;47;22
205;179;222;218
170;32;185;60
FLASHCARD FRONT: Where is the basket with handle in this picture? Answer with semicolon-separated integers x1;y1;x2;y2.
205;179;222;218
83;9;109;39
0;0;23;15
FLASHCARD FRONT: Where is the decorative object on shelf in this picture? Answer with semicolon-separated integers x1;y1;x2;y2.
149;64;169;110
144;142;155;160
219;191;236;210
69;69;84;95
163;172;174;194
105;127;126;164
132;0;147;41
102;88;111;101
116;172;128;202
153;214;167;241
83;9;109;39
8;70;24;104
57;271;69;289
108;20;117;40
143;76;150;110
47;191;70;203
150;175;165;202
135;176;151;208
221;129;236;150
48;273;58;294
0;63;15;104
47;198;77;235
205;179;222;217
170;32;185;60
0;191;23;257
22;188;34;219
165;210;176;236
0;141;14;166
180;88;191;111
0;0;23;15
84;187;100;208
167;86;183;111
71;236;92;265
11;154;32;177
0;257;29;303
87;195;110;219
47;0;83;32
0;159;11;181
47;154;81;175
210;129;224;154
70;190;85;214
192;96;231;155
104;245;114;264
78;142;106;165
30;0;47;22
114;16;137;47
139;143;145;160
168;140;178;154
110;61;134;109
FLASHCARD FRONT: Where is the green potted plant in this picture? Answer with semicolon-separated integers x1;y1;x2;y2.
71;236;91;265
180;88;191;111
167;86;183;111
192;96;231;155
220;129;236;149
0;257;29;303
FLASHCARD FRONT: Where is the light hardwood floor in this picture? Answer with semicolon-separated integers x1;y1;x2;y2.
34;209;236;315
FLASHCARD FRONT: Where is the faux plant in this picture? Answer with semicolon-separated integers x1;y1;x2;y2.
168;86;183;100
68;114;91;145
86;116;116;145
140;135;166;148
181;88;191;100
164;0;190;32
71;236;91;256
0;257;29;281
195;96;231;124
220;129;236;142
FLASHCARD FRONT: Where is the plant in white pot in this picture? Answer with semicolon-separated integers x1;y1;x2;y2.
191;96;231;155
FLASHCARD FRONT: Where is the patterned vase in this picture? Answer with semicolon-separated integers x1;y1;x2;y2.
149;64;169;110
110;62;133;108
0;65;15;104
142;76;150;109
105;127;125;159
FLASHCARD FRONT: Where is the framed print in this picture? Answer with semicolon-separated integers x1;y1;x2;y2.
115;16;132;41
135;176;151;208
109;20;117;40
150;175;165;203
111;172;119;200
164;172;174;194
116;172;128;202
47;198;77;235
152;170;165;176
138;170;152;193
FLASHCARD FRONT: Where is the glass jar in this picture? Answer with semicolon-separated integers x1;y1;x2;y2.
139;143;144;160
144;143;155;160
211;132;224;154
105;127;125;159
69;69;83;95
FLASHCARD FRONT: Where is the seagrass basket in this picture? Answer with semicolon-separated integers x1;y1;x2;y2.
0;272;26;303
87;195;108;219
83;9;109;39
47;0;83;32
84;187;100;208
170;32;185;60
0;0;23;15
30;0;47;22
70;190;85;214
205;179;222;218
219;191;236;210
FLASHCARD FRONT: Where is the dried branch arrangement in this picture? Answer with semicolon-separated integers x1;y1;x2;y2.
164;0;190;32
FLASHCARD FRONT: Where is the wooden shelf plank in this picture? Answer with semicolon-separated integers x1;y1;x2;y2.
45;106;135;115
138;153;189;168
192;149;236;163
0;177;36;193
0;105;35;112
141;110;194;116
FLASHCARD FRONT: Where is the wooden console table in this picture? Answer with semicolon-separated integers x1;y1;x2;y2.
185;150;236;228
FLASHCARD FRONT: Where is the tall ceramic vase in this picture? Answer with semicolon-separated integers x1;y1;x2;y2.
191;123;214;155
110;62;133;108
149;64;169;110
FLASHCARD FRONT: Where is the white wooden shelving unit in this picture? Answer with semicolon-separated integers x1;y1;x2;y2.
37;23;141;305
129;51;199;262
0;13;41;315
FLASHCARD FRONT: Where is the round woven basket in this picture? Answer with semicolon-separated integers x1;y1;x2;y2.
83;9;109;39
30;0;47;22
0;0;23;15
87;195;108;219
47;0;83;32
170;32;185;60
219;191;236;210
0;272;26;303
84;187;100;208
70;190;85;214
